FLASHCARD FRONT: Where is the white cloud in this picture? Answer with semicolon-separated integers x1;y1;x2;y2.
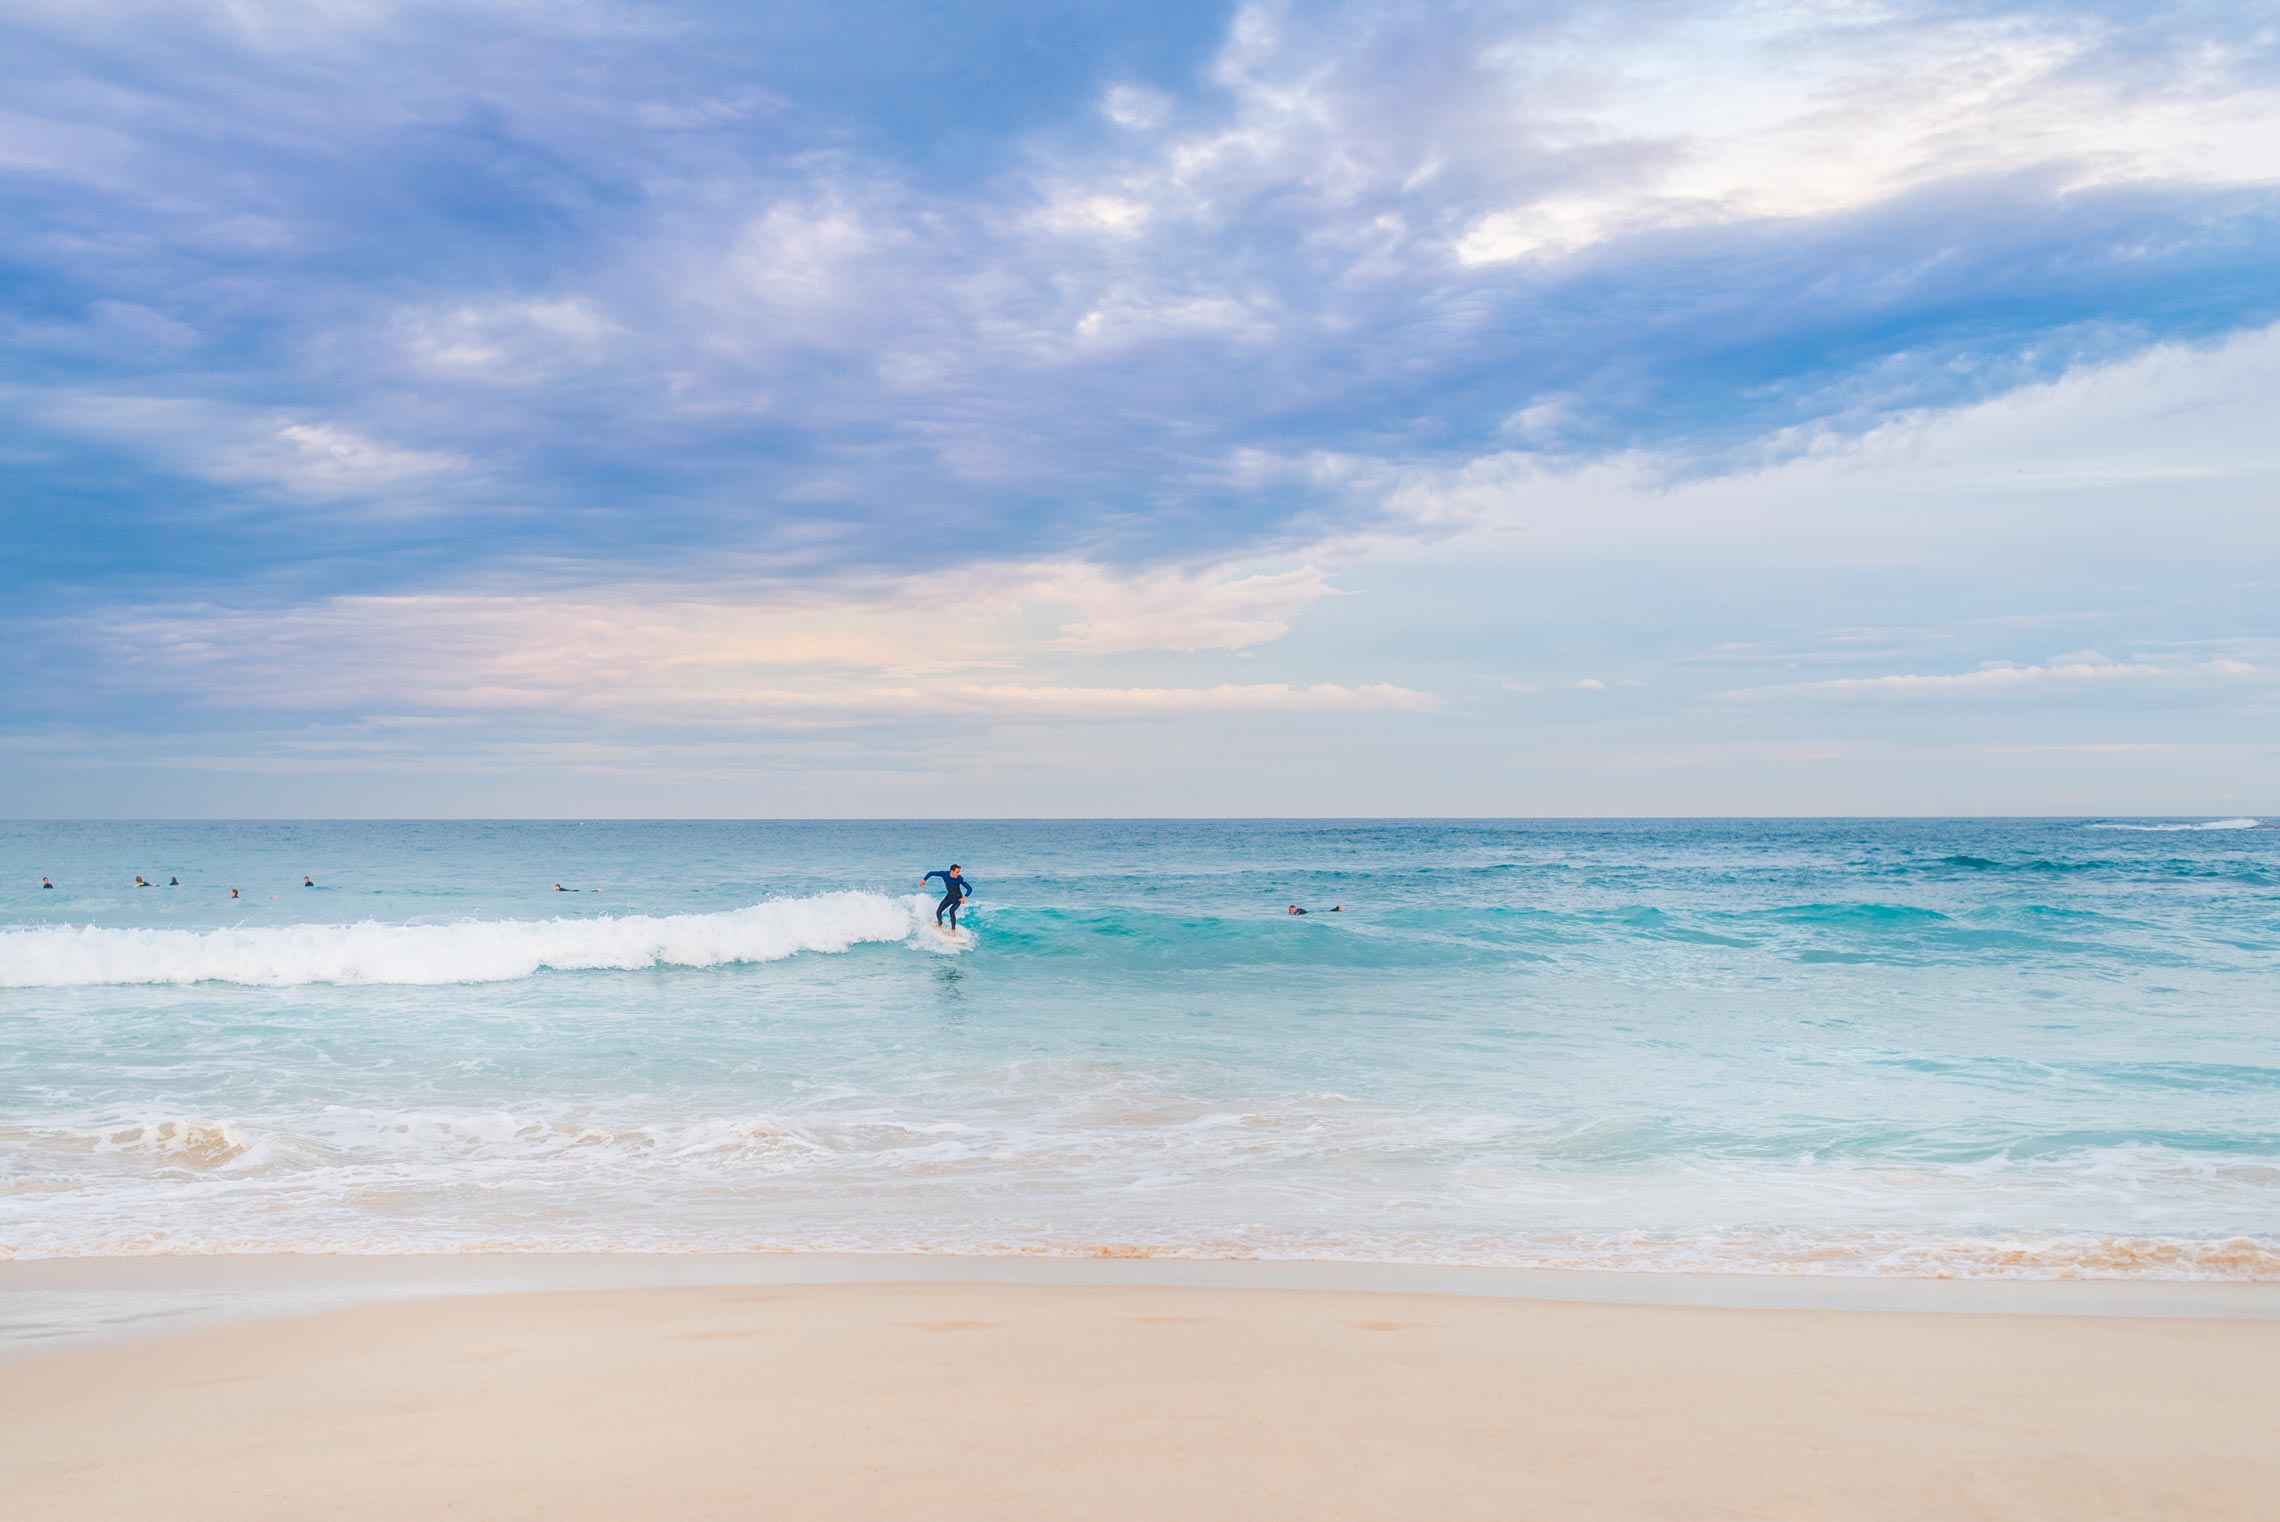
399;297;622;378
25;391;468;503
1031;562;1335;654
1069;289;1271;347
1101;84;1170;131
256;422;464;496
1033;191;1152;239
729;193;888;314
956;682;1437;713
1456;198;1627;267
1717;654;2263;701
1455;5;2280;266
75;555;1399;723
21;0;2262;544
997;0;2280;292
1351;322;2280;567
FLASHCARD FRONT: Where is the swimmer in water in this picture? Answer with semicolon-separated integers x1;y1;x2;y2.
168;876;179;887
1288;904;1344;915
41;876;53;890
554;883;568;892
135;875;150;888
1287;904;1306;915
230;888;239;899
303;876;315;888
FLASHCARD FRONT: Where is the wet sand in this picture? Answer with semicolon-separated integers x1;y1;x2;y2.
4;1279;2277;1520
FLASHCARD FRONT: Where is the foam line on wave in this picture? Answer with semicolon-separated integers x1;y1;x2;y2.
2084;818;2262;831
0;890;931;988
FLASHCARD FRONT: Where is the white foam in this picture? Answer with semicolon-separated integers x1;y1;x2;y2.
0;891;931;988
93;1119;257;1167
2085;817;2262;831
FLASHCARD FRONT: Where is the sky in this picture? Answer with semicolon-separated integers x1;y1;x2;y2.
2;0;2276;817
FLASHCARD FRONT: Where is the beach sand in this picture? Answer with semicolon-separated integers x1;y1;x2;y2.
4;1280;2275;1520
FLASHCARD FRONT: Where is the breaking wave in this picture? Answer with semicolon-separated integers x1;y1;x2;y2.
0;891;935;988
2085;818;2262;831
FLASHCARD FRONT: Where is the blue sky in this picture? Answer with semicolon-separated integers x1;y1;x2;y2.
3;0;2276;815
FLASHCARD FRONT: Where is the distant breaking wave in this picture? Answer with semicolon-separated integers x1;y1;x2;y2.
0;891;934;989
2084;818;2262;831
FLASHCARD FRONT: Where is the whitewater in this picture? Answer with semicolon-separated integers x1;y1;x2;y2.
4;818;2276;1278
2086;817;2265;831
0;891;933;988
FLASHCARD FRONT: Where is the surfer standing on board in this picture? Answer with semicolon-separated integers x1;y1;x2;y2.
922;864;974;933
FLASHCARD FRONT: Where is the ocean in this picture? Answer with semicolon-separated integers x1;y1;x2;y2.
2;818;2275;1278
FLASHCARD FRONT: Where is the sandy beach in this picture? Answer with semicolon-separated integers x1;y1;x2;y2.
5;1278;2276;1521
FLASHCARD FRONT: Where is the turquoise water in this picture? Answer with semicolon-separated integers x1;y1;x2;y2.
2;819;2276;1277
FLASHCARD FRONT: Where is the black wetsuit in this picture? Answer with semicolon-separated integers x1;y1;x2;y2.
923;869;973;929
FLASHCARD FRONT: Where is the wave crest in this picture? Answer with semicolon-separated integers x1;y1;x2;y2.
0;891;931;989
2085;818;2262;831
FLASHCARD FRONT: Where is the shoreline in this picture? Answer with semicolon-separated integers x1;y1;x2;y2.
8;1249;2280;1358
5;1277;2276;1520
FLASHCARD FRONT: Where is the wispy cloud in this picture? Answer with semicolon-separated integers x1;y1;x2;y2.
1035;563;1336;654
24;393;471;506
957;682;1436;713
68;553;1406;727
1452;5;2280;266
1718;654;2263;702
1354;321;2280;559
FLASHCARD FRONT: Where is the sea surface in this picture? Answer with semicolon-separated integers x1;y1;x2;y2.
2;819;2276;1279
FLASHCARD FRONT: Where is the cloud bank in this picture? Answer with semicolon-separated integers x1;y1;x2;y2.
2;0;2275;812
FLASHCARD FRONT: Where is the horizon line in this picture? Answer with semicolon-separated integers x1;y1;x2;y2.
3;814;2268;826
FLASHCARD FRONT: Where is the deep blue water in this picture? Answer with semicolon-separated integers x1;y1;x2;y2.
2;818;2276;1276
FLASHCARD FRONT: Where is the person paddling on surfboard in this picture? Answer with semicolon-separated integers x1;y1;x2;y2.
922;864;974;933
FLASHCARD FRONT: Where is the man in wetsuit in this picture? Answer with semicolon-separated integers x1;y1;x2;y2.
922;864;974;931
